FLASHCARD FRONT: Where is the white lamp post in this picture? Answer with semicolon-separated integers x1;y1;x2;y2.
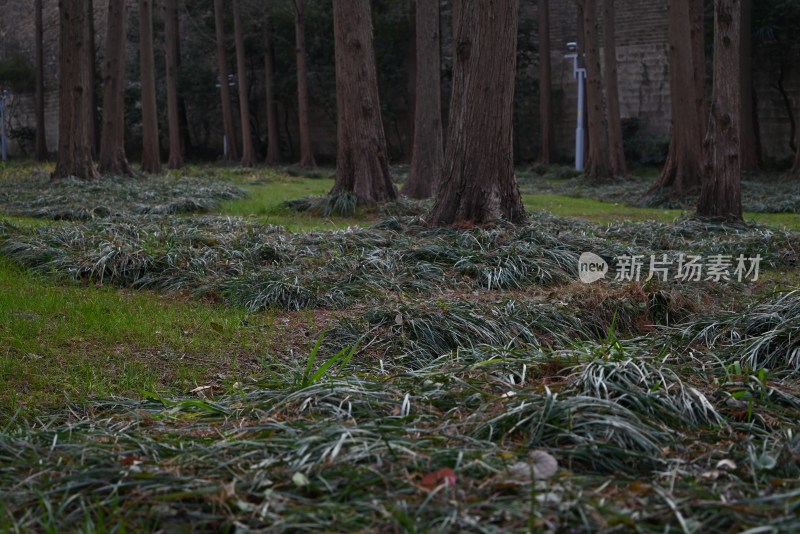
564;42;586;172
215;74;237;159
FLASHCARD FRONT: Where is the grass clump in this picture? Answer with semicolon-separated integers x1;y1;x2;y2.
0;174;246;221
681;288;800;370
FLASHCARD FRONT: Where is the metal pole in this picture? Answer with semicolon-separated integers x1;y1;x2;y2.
564;44;586;172
0;91;8;162
575;70;586;171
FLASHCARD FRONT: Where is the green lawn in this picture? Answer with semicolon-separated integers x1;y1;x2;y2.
0;258;280;412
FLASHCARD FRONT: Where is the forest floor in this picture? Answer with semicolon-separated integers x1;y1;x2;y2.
1;162;799;532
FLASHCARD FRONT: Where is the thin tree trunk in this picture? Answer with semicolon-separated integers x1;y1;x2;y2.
233;0;256;166
165;0;184;169
407;0;416;161
54;0;99;180
139;0;161;174
87;0;98;158
538;0;553;165
294;0;316;168
603;0;626;176
214;0;239;161
739;0;759;171
34;0;47;161
648;0;705;198
331;0;396;203
698;0;742;221
98;0;132;176
582;0;613;182
264;6;281;165
429;0;524;226
404;0;443;199
793;132;800;173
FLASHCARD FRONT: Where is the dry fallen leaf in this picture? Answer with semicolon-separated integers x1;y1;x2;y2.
421;467;457;489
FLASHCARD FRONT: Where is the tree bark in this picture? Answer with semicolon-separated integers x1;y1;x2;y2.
538;0;553;165
582;0;613;182
698;0;742;221
34;0;47;161
739;0;759;171
294;0;316;168
648;0;705;198
214;0;239;161
165;0;184;169
331;0;396;204
54;0;99;180
603;0;626;176
87;0;98;158
690;0;706;140
406;0;416;161
429;0;524;226
233;0;256;166
793;131;800;174
139;0;161;174
403;0;443;199
264;6;281;165
98;0;132;176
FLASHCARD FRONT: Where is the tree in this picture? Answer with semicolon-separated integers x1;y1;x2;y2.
603;0;626;176
538;0;553;165
139;0;161;174
697;0;742;221
739;0;759;171
294;0;316;168
87;0;99;157
53;0;99;180
429;0;524;225
403;0;443;199
582;0;613;182
98;0;132;176
264;5;281;165
164;0;184;169
794;129;800;174
34;0;47;161
647;0;705;198
330;0;396;204
233;0;257;166
214;0;239;161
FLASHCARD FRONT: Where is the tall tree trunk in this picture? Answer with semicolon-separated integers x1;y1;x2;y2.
698;0;742;221
793;132;800;174
87;0;99;158
603;0;626;176
404;0;443;199
98;0;132;176
739;0;759;171
582;0;613;182
175;19;192;159
690;0;706;140
429;0;524;226
264;6;281;165
331;0;396;203
294;0;316;168
538;0;553;165
214;0;239;161
54;0;99;180
648;0;705;198
233;0;256;166
165;0;184;169
34;0;47;161
406;0;416;161
139;0;161;174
